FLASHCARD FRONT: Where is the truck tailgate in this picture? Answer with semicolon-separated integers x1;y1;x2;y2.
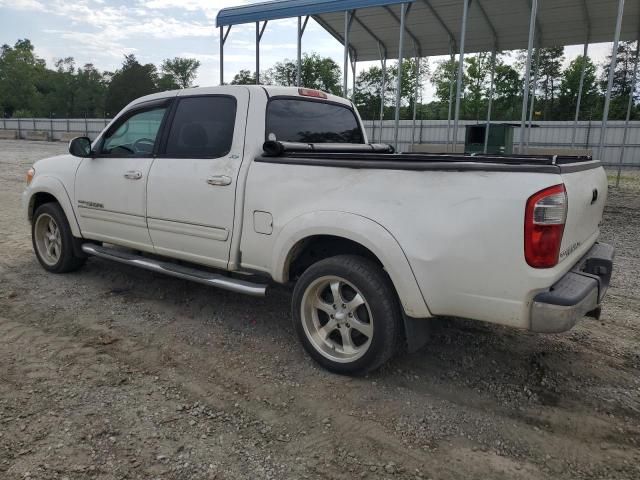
559;164;608;263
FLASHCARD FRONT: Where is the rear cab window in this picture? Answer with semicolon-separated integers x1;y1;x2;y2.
266;98;364;143
163;96;236;158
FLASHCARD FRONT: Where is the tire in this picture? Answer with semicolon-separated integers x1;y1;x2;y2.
32;202;86;273
292;255;403;375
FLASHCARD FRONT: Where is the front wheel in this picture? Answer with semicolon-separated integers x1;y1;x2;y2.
32;202;86;273
292;255;403;375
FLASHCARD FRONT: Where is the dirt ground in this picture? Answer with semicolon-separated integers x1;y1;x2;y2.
0;139;638;480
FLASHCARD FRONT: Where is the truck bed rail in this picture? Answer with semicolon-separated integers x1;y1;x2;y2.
258;141;600;174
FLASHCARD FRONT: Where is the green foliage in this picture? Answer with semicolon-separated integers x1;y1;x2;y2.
464;53;492;120
558;55;598;120
0;39;46;116
230;69;257;85
0;39;201;118
1;37;638;123
353;58;429;120
161;57;200;89
600;41;639;120
268;53;342;95
105;55;158;115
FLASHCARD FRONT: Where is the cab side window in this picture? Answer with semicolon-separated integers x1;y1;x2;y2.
164;96;236;158
102;107;167;156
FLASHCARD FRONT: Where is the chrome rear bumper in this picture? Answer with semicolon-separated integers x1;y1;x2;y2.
530;242;614;333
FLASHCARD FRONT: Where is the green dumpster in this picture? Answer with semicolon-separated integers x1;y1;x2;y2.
465;124;514;155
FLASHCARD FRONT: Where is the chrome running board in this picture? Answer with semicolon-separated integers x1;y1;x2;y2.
81;244;267;297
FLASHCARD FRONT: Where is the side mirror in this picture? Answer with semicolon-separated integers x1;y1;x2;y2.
68;136;93;158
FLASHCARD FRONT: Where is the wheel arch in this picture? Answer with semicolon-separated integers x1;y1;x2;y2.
273;211;431;318
27;176;82;238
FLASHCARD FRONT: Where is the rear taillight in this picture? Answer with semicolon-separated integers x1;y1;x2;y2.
524;184;567;268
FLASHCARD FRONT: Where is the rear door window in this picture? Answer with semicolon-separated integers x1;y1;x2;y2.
266;98;364;143
164;96;236;158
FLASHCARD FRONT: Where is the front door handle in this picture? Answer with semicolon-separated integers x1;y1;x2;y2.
207;175;232;186
124;170;143;180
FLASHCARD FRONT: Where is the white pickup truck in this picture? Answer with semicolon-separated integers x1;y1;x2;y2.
23;85;614;374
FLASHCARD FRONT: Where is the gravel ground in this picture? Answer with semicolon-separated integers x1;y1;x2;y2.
0;139;639;480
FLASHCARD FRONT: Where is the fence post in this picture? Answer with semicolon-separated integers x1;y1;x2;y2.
66;117;70;132
84;112;88;137
17;118;21;139
49;113;54;141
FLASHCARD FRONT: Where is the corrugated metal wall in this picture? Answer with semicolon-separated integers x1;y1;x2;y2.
363;120;640;165
0;118;110;140
1;117;639;165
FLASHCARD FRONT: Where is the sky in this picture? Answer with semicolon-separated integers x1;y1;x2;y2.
0;0;617;102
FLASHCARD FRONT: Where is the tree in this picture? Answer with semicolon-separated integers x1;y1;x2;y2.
231;69;256;85
600;41;639;119
517;47;565;120
160;57;200;89
0;39;46;116
74;63;108;117
464;52;492;120
558;55;598;120
492;61;522;120
105;55;158;114
268;53;342;95
431;57;457;106
537;47;565;119
353;58;429;120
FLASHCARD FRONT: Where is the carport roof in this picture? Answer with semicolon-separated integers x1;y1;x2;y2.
216;0;640;61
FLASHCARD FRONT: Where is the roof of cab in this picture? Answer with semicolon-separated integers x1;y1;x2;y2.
128;85;351;110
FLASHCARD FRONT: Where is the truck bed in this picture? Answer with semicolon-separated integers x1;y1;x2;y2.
256;141;601;174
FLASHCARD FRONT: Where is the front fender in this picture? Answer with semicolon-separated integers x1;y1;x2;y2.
24;175;82;238
272;211;431;318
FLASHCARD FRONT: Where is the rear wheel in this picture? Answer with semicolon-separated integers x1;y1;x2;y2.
292;255;403;375
32;202;86;273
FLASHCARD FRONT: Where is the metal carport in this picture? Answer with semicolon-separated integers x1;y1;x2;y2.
217;0;640;181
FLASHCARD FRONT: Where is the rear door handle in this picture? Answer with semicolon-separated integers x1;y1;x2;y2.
124;170;143;180
207;175;232;186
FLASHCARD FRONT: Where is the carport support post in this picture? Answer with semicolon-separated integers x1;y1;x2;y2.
519;0;538;154
297;17;302;86
256;21;268;84
351;54;357;101
343;11;353;97
600;0;625;161
378;46;387;143
483;50;497;154
411;48;419;145
394;2;409;151
452;0;470;153
219;25;231;85
296;17;309;87
446;43;455;151
526;48;540;149
571;41;590;148
616;39;639;187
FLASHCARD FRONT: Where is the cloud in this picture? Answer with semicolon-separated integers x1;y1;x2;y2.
0;0;46;11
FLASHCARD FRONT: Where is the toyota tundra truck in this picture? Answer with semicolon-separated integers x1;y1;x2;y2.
22;85;614;375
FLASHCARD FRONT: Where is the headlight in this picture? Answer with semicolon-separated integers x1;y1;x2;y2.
26;167;35;185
